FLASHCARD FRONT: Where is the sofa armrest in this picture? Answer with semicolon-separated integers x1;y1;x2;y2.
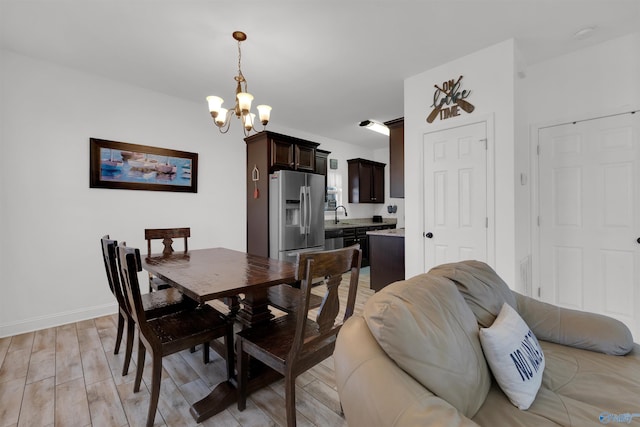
514;292;634;355
334;316;479;427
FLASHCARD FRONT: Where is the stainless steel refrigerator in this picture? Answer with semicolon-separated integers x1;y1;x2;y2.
269;170;325;261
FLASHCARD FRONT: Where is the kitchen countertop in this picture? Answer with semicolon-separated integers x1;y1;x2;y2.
366;228;405;237
324;218;397;230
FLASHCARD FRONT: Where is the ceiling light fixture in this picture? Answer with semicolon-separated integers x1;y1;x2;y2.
206;31;271;136
574;26;596;40
359;119;390;136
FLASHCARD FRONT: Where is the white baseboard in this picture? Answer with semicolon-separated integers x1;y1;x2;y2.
0;302;118;338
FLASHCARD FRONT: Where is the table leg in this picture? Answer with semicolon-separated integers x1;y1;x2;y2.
190;369;282;422
190;287;280;422
222;296;240;320
236;287;274;328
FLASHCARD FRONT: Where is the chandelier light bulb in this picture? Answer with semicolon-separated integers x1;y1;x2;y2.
243;113;255;131
257;105;272;126
206;96;224;117
237;92;254;114
215;108;228;126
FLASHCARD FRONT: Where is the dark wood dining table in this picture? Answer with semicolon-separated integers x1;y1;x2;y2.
142;247;297;422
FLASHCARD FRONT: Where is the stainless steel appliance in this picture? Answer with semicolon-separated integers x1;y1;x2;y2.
269;170;325;261
324;228;344;250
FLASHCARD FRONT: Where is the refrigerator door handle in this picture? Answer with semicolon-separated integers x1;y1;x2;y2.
299;186;306;235
306;186;312;235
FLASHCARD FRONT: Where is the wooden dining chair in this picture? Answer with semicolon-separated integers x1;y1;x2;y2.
145;227;190;291
117;242;234;427
236;245;362;427
101;235;201;375
267;283;323;314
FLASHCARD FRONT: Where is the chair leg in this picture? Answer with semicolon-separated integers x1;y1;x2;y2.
134;340;146;393
122;319;135;376
114;312;125;355
146;353;162;427
190;346;196;353
224;325;234;380
285;373;297;427
202;342;210;364
237;339;249;411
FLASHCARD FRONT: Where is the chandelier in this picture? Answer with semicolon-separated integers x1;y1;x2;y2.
206;31;272;136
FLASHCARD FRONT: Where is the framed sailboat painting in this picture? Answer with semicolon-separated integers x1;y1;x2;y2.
89;138;198;193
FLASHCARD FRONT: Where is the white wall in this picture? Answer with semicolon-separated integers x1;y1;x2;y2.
0;49;247;336
401;33;640;293
525;33;640;126
0;49;380;337
524;33;640;293
404;39;520;286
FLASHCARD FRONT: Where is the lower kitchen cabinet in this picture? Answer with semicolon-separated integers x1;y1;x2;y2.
368;232;405;291
342;224;395;268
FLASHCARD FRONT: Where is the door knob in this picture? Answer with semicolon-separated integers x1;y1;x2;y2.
425;232;434;239
637;237;640;244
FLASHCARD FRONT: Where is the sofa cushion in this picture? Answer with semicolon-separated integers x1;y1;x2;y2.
429;260;517;327
473;341;640;426
514;292;634;356
479;303;545;410
363;273;491;418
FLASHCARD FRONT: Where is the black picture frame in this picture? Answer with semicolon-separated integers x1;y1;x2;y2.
89;138;198;193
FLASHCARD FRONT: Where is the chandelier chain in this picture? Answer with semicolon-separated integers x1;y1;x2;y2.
237;40;246;87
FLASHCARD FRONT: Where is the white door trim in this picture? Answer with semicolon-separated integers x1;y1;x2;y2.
418;113;496;273
530;106;640;299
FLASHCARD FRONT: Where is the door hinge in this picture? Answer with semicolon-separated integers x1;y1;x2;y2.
537;287;541;298
537;145;540;156
537;216;540;226
485;217;488;228
480;138;488;149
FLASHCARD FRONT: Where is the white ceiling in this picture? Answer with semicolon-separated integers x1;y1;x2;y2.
2;0;639;147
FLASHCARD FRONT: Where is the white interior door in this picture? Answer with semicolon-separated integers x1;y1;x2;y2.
423;121;488;271
538;112;640;339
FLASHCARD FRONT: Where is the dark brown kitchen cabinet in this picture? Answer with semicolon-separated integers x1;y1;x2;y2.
244;131;320;257
369;232;405;291
347;158;385;204
342;224;395;268
315;149;329;176
385;117;404;198
247;131;319;174
270;138;295;170
315;149;330;201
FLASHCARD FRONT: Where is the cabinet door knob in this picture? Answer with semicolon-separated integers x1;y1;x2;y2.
425;232;434;239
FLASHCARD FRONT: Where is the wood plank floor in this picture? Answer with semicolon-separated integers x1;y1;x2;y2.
0;268;374;427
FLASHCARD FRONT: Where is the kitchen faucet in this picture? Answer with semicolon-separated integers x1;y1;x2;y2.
334;205;348;224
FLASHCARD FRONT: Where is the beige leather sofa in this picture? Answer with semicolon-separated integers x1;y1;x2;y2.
335;261;640;426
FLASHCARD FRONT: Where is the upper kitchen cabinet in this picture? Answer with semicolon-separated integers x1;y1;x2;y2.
347;158;385;204
385;117;404;198
248;131;318;173
315;149;330;176
315;149;330;202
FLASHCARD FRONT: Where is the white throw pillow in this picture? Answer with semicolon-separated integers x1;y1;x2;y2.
479;302;545;410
